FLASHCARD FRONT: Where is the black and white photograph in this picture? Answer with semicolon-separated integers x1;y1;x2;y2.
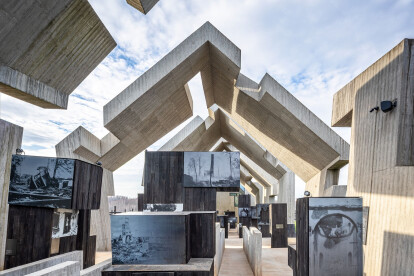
238;207;251;217
8;155;75;209
111;214;186;265
143;203;183;212
183;152;240;188
257;204;270;225
308;198;363;276
251;206;257;218
52;209;78;239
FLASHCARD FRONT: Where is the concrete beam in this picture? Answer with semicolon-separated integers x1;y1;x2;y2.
126;0;159;14
0;0;116;109
0;119;23;271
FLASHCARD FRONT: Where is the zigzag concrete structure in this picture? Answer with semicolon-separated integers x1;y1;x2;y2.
126;0;159;14
0;0;116;109
56;22;349;249
102;21;349;195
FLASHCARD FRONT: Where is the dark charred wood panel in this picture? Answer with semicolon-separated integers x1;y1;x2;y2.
59;235;77;254
189;213;215;258
238;195;250;207
138;193;144;211
296;198;309;276
5;205;53;269
271;203;288;248
183;188;216;211
72;160;103;210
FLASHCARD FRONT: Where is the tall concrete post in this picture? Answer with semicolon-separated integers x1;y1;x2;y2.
0;119;23;270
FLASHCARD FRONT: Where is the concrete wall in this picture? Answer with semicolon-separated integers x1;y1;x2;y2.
25;261;80;276
277;171;295;224
216;192;236;215
0;251;82;276
242;226;262;276
214;223;225;276
331;39;414;275
80;259;111;276
0;120;23;271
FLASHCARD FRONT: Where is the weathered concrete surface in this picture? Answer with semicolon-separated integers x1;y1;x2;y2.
126;0;159;14
243;226;262;276
25;261;80;276
214;223;225;276
0;251;83;276
103;21;348;193
331;39;414;275
219;229;253;276
276;170;295;224
56;127;114;251
0;120;23;271
80;259;111;276
0;0;116;109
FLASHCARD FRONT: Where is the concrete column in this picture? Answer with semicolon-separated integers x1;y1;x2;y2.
277;171;295;224
0;119;23;271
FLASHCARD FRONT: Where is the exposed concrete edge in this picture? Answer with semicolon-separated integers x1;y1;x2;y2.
242;226;262;276
236;73;350;166
25;261;80;276
126;0;159;14
0;65;68;109
80;259;112;276
0;251;83;275
103;21;241;126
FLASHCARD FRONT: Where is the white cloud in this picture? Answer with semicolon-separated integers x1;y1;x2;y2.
1;0;413;197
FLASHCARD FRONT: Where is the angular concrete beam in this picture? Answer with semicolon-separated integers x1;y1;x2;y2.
103;21;240;139
0;0;116;109
126;0;159;14
231;73;350;181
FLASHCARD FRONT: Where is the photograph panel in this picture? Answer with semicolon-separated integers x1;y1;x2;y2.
8;155;75;209
52;209;78;239
143;203;183;212
111;214;187;265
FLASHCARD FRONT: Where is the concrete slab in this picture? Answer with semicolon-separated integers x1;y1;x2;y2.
126;0;159;14
0;0;116;109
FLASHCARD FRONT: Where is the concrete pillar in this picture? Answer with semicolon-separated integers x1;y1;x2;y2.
0;119;23;271
277;171;295;224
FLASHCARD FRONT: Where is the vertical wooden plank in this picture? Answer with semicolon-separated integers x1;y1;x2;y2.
189;212;216;258
137;194;144;211
5;205;53;269
59;236;77;254
271;203;287;248
296;198;309;276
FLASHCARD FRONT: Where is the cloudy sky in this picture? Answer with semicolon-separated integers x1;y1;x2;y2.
1;0;413;198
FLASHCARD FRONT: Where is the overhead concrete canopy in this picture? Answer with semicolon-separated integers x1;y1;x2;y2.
159;105;287;182
126;0;159;14
0;0;116;109
102;21;348;182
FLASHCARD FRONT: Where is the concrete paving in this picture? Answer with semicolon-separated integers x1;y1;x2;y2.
219;230;253;276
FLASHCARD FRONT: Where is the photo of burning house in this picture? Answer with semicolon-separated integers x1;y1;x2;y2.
308;198;363;276
52;209;78;238
183;152;240;188
8;155;75;209
111;214;186;265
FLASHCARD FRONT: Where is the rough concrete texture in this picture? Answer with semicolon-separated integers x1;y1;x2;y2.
0;120;23;271
102;21;348;190
214;223;225;276
331;39;414;275
25;261;80;276
0;0;116;109
243;226;262;276
0;251;83;276
80;259;111;276
126;0;159;14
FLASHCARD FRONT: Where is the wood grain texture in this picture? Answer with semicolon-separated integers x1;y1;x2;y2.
5;205;53;269
138;194;144;211
189;213;216;259
271;203;288;248
288;245;297;276
76;210;96;269
296;198;309;276
238;195;251;207
144;152;217;211
217;215;229;238
72;160;103;210
59;236;77;254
